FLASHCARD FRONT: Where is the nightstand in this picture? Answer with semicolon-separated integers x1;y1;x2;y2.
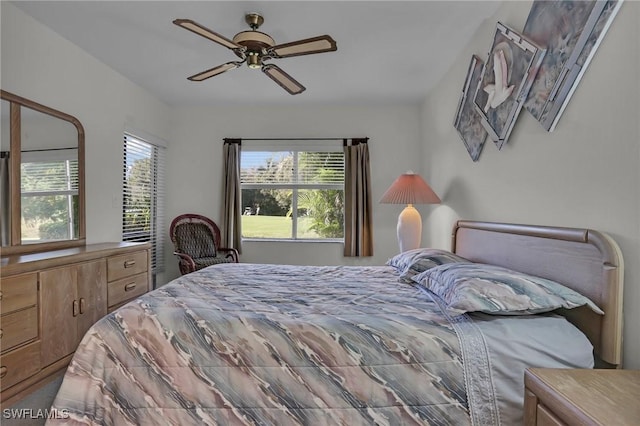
524;368;640;426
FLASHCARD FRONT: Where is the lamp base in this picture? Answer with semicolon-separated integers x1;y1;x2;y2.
397;204;422;252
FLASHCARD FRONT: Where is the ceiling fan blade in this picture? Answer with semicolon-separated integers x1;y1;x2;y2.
173;19;243;51
188;61;241;81
262;64;306;95
267;35;337;58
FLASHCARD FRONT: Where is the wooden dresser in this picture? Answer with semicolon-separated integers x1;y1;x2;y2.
524;368;640;426
0;242;151;405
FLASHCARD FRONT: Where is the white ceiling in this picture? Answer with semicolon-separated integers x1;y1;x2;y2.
11;1;502;107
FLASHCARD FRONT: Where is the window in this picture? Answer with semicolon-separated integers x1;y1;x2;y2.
20;149;79;243
240;140;344;240
122;133;165;282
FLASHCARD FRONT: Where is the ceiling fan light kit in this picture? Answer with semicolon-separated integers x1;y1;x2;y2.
173;13;337;95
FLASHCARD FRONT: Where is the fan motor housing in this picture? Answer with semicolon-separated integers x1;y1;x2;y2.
232;13;275;64
233;31;275;54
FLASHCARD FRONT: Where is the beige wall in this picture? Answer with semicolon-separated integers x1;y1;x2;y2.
165;105;423;279
420;1;639;368
1;2;172;249
1;2;425;282
4;0;637;369
1;3;173;282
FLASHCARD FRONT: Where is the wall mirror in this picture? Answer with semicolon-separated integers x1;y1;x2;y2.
0;90;85;255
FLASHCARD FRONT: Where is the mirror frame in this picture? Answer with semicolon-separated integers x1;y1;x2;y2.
1;90;85;255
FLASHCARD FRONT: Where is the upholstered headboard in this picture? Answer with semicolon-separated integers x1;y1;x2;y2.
451;221;624;368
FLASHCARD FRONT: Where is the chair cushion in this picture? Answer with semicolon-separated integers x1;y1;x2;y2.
175;223;217;258
194;256;236;269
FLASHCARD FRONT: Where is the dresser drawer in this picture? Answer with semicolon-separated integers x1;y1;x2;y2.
0;273;38;315
0;341;41;391
0;307;38;352
107;251;148;282
537;404;566;426
108;272;148;308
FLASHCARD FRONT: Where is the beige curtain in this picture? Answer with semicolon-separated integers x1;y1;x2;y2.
343;139;373;256
222;139;242;254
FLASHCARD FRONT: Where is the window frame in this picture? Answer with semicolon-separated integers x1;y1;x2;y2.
240;140;345;242
122;133;166;283
20;148;79;243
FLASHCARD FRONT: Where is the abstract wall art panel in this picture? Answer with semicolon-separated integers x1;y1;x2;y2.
523;0;623;131
453;55;488;162
474;22;546;150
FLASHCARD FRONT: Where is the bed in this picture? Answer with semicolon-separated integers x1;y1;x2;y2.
47;221;624;426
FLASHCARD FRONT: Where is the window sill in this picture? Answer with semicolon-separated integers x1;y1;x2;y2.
242;238;343;244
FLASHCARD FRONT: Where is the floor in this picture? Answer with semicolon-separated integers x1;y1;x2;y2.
2;373;64;425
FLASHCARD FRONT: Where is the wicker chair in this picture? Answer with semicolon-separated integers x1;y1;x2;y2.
169;213;239;275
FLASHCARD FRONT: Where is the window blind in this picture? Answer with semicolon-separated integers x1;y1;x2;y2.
21;149;79;195
20;149;80;242
241;151;344;186
122;133;165;274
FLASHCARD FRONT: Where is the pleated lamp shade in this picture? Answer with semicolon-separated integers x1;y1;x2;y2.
379;172;441;205
380;171;440;252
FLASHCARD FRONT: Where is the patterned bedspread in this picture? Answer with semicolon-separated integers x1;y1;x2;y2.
48;263;499;426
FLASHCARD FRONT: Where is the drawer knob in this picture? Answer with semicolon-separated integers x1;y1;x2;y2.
0;366;7;378
0;291;3;300
72;300;79;317
0;329;3;339
124;283;137;292
79;298;86;315
124;260;136;268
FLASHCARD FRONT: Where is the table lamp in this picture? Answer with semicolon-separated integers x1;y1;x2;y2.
380;171;441;252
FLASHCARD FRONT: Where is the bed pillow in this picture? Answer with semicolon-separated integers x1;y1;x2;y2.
412;263;604;316
386;248;471;281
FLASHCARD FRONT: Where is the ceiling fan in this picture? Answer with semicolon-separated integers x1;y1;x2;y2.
173;13;337;95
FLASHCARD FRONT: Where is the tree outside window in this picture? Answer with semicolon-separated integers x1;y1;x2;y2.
241;147;344;240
